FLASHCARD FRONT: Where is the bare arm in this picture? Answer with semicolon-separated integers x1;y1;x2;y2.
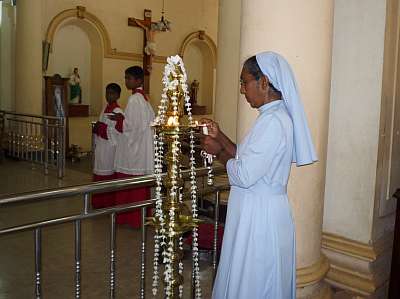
216;148;234;166
215;130;236;160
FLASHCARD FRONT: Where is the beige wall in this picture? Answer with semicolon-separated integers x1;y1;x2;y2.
214;0;241;142
15;0;43;115
47;18;104;114
322;1;399;295
69;116;98;151
373;0;400;239
43;0;219;113
323;0;396;244
183;41;215;114
39;0;218;149
0;1;16;111
48;24;92;105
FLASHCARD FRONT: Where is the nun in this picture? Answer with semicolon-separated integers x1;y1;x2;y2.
200;51;317;299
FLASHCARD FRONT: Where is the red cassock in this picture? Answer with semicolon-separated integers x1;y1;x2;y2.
91;174;117;209
114;172;151;228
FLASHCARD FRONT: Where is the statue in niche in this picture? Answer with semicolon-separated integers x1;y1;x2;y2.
190;79;200;106
69;67;82;104
189;79;207;115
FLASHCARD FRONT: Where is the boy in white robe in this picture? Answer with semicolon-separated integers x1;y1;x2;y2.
111;66;155;228
92;83;123;209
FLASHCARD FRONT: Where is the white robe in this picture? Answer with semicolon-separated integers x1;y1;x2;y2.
114;92;155;175
93;105;123;176
212;100;296;299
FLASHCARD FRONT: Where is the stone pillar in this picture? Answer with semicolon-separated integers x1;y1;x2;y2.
213;0;241;142
15;0;42;115
323;0;398;297
237;0;334;297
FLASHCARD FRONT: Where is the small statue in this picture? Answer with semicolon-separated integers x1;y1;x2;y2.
190;79;200;106
189;79;207;115
69;67;82;104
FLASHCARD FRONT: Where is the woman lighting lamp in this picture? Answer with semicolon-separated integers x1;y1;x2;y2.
200;51;317;299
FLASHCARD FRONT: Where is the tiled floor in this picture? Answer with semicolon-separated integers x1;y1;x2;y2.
0;158;93;197
0;158;215;298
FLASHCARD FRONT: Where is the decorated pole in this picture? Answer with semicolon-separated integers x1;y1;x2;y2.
151;56;202;299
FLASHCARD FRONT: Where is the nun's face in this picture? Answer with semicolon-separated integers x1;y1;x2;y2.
239;68;267;108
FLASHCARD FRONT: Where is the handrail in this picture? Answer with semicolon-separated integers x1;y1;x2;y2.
0;110;62;120
0;165;226;206
0;110;66;178
0;199;156;235
0;165;229;298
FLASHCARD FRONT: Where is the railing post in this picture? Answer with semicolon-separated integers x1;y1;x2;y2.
110;212;116;298
34;228;42;299
17;120;20;159
23;121;27;161
212;190;220;283
75;192;88;298
74;219;81;298
59;117;66;178
0;111;5;162
83;193;90;214
44;119;49;175
56;118;65;179
91;121;96;169
29;122;33;162
8;121;12;157
140;206;147;299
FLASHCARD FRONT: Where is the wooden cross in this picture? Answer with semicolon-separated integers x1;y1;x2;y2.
128;9;157;95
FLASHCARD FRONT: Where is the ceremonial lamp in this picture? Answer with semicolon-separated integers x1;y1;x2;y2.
151;55;214;299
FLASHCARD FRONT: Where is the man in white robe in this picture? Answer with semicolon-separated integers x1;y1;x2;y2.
112;66;155;228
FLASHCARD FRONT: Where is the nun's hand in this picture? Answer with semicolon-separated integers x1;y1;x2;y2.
200;135;222;155
199;118;220;139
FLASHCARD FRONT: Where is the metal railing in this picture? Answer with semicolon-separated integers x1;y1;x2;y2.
0;110;66;178
0;166;228;298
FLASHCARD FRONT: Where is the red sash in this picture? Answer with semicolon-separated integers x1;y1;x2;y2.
104;101;120;113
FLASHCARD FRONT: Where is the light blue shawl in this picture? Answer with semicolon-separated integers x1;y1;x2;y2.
256;51;318;166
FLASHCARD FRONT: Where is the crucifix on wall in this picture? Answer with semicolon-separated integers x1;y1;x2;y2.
128;9;165;94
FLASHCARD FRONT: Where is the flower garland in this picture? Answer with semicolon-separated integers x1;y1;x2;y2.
152;55;201;298
152;130;165;296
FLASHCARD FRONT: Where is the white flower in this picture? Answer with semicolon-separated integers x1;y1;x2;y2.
152;55;202;298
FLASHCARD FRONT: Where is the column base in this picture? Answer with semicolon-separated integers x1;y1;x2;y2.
322;232;393;298
298;282;333;299
297;254;332;298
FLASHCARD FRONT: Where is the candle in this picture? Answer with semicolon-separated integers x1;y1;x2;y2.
194;120;208;135
167;116;179;126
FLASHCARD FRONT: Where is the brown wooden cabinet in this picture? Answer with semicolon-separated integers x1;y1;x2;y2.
44;74;69;118
68;104;89;117
43;74;69;151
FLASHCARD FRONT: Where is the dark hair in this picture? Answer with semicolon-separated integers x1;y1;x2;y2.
243;56;264;80
125;66;144;81
243;56;281;93
106;83;121;95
